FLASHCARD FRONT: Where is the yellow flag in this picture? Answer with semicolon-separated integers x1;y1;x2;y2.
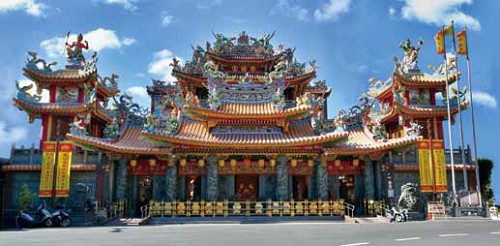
434;29;445;54
444;24;454;36
456;29;468;56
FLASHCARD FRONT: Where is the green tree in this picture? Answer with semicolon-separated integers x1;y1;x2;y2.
478;159;495;205
17;184;36;210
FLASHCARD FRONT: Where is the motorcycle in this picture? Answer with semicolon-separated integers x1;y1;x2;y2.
17;204;53;228
52;209;71;227
387;207;409;223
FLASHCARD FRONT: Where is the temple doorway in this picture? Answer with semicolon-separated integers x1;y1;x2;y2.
292;176;308;201
338;175;355;203
235;175;258;201
186;176;201;201
137;175;153;212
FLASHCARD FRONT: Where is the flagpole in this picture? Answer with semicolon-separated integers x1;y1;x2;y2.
463;27;482;207
442;25;458;209
450;21;471;206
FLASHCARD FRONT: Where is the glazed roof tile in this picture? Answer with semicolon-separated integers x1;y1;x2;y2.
144;121;348;148
13;99;112;122
185;103;311;120
395;71;459;87
67;125;170;155
23;66;97;82
324;129;420;155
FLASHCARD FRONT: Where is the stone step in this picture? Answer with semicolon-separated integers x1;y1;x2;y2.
148;216;344;225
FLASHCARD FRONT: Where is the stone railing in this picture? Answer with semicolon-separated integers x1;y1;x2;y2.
142;199;346;218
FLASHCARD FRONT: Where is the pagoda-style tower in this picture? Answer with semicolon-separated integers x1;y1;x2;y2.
13;34;120;144
367;39;466;141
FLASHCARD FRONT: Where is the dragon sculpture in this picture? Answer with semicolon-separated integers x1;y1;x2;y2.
15;81;42;102
26;51;57;72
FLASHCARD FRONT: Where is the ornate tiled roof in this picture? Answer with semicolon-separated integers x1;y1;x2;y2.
394;71;459;87
184;103;311;120
67;124;170;155
324;129;420;155
13;99;112;122
371;101;468;123
23;66;97;83
143;120;348;148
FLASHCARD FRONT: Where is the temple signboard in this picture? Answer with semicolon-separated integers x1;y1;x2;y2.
418;140;433;192
432;140;448;193
55;142;73;197
418;139;448;193
39;141;56;197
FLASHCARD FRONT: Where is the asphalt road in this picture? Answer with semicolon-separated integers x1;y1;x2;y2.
1;220;500;246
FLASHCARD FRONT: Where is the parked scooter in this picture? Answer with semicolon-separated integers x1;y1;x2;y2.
17;204;53;228
52;209;71;227
387;207;409;223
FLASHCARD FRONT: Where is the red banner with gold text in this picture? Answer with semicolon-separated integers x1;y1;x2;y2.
39;142;56;197
55;142;73;197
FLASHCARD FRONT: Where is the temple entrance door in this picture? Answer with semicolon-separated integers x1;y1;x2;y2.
186;176;201;201
338;175;355;203
292;176;308;201
137;175;153;214
236;175;258;201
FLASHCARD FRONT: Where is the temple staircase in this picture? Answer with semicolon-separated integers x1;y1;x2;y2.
69;208;95;226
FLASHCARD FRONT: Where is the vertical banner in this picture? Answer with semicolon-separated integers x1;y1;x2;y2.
55;142;73;197
432;140;448;192
418;140;434;192
39;142;56;197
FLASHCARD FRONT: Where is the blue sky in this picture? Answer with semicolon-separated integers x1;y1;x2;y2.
0;0;498;202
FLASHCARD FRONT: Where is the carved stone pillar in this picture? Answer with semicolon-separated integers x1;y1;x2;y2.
316;156;328;200
115;158;128;201
165;162;177;202
364;157;375;200
206;155;218;202
276;155;289;201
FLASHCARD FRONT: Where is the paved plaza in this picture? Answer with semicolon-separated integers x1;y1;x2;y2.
1;220;500;246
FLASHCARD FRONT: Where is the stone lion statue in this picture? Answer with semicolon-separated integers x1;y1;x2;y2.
398;183;419;210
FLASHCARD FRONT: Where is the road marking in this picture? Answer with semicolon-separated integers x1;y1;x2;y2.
395;237;421;241
439;233;469;237
490;232;500;234
340;242;370;246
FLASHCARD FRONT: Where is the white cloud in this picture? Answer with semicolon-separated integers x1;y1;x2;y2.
0;0;47;17
196;0;223;10
0;121;28;145
101;0;137;11
401;0;480;31
147;49;183;83
314;0;351;22
125;86;150;108
122;38;137;46
389;6;396;17
161;12;174;27
472;91;497;109
40;28;136;59
275;0;309;21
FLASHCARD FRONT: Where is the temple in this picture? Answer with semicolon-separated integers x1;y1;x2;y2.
1;32;478;223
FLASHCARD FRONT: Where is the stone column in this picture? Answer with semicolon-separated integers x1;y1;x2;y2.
115;158;128;201
332;175;340;198
354;174;365;216
276;155;289;201
206;155;218;202
364;157;375;200
165;161;177;202
316;157;328;200
375;160;383;200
